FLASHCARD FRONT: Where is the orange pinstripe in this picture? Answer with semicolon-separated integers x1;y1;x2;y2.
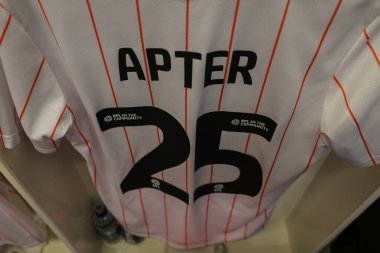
85;0;139;232
0;127;4;148
135;0;168;240
206;0;241;246
364;29;380;67
49;105;68;150
236;0;291;240
184;0;190;248
333;76;376;166
19;57;45;121
304;134;321;173
67;106;99;188
6;211;43;243
0;14;11;46
255;0;342;218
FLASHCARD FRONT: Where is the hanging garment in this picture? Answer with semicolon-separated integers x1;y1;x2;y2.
1;0;380;249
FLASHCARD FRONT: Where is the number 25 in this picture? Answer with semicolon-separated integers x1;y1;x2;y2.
97;107;276;204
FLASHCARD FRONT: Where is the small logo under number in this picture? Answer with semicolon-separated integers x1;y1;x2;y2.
151;179;161;189
214;184;224;192
231;119;240;125
104;115;113;122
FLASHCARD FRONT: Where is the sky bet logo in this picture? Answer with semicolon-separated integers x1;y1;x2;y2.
119;48;257;88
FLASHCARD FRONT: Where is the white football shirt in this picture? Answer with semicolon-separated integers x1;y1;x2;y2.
1;0;380;249
0;174;46;248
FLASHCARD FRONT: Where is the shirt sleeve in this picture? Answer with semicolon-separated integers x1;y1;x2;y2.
321;15;380;167
0;59;20;149
0;8;71;153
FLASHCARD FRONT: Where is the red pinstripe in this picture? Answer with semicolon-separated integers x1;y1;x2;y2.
363;29;380;67
256;0;342;217
184;159;189;246
223;194;238;242
86;1;118;108
37;0;59;46
6;211;43;243
184;0;190;248
67;106;98;189
228;0;291;241
255;0;291;114
135;0;155;108
304;134;321;173
244;0;291;152
0;14;11;46
135;0;167;240
86;0;135;160
217;0;240;111
0;230;16;244
50;105;68;150
7;189;17;194
119;199;129;230
0;14;12;149
203;165;213;246
19;57;45;121
203;0;241;246
162;177;168;242
0;127;4;148
136;187;150;237
333;76;376;166
86;0;140;232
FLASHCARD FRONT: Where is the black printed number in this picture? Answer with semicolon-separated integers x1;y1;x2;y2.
97;107;190;203
194;112;275;201
96;107;277;204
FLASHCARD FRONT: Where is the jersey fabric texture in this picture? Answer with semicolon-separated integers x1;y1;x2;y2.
0;174;46;248
1;0;380;249
0;5;66;151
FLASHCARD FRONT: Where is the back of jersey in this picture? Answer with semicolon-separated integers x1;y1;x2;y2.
2;0;380;249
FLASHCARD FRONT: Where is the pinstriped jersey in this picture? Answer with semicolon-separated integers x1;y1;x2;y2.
1;0;380;249
0;6;66;151
0;7;54;249
0;174;46;247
